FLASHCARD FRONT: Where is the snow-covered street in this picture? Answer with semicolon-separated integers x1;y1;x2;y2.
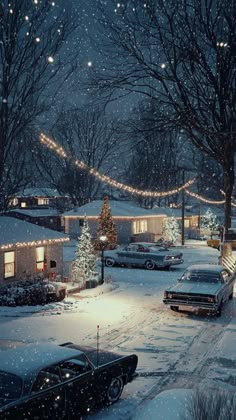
0;243;236;419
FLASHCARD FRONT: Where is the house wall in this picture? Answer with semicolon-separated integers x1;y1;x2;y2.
65;217;132;244
0;244;64;285
147;217;163;235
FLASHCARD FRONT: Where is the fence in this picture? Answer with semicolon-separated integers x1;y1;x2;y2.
221;254;236;274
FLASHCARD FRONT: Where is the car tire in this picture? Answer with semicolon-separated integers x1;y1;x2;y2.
216;302;222;317
105;376;124;404
58;289;66;301
229;291;233;300
105;258;115;267
145;260;155;270
170;305;179;311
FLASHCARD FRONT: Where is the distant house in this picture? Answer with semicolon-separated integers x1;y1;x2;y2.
9;187;71;212
0;217;69;284
63;200;226;243
8;208;63;232
62;200;199;243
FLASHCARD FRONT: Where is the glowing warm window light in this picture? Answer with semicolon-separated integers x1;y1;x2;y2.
40;133;195;198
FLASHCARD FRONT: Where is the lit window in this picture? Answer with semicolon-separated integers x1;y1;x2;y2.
184;219;190;228
9;198;18;206
38;198;49;205
21;202;26;208
36;247;45;272
133;219;147;234
4;251;15;279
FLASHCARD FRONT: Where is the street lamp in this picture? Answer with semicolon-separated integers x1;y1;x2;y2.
99;235;107;284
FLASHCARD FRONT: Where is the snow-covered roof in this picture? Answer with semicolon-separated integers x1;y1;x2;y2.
0;343;83;377
0;217;69;248
63;200;170;218
14;188;66;198
8;209;60;217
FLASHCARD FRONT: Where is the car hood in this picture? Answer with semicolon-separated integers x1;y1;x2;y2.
167;281;221;295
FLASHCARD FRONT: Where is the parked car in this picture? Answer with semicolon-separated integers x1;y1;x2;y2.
104;243;183;270
163;264;235;316
0;342;138;419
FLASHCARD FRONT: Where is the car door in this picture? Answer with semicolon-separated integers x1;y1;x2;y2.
4;367;66;420
29;366;66;419
59;356;96;416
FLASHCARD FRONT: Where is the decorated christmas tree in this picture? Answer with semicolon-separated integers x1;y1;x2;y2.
163;216;180;244
96;196;118;250
201;208;219;238
72;218;97;282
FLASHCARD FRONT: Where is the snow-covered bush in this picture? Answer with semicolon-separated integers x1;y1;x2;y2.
0;280;66;307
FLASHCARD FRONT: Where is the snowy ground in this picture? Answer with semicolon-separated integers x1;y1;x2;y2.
0;242;236;419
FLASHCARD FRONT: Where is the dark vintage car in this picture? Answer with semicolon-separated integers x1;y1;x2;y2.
104;243;183;270
0;342;138;419
163;264;235;316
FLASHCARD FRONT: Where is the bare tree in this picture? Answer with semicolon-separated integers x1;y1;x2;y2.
34;106;123;206
124;100;183;208
88;0;236;230
0;0;78;211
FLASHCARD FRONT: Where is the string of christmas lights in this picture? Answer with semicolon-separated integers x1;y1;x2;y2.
40;133;236;205
185;189;225;205
40;133;195;197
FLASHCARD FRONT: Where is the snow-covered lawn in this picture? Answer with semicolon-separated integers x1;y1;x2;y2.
0;242;235;419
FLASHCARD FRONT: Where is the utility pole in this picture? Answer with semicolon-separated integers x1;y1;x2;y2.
181;169;185;245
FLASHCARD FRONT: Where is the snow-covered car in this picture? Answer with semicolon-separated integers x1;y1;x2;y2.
163;264;235;316
0;342;138;419
104;243;183;270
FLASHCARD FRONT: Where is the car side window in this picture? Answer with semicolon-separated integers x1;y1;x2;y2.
31;366;61;393
221;270;231;282
60;358;92;381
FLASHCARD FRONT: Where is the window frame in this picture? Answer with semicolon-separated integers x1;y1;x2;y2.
36;246;45;272
4;251;15;279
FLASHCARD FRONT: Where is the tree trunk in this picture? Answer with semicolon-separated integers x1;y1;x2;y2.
223;157;235;232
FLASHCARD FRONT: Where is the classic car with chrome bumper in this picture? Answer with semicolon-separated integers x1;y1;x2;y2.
163;264;235;316
104;243;183;270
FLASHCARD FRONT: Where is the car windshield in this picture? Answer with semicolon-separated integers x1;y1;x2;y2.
180;271;221;283
0;372;22;399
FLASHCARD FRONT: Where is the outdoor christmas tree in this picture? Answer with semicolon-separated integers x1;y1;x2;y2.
72;218;97;282
201;208;219;238
163;216;180;244
96;196;118;250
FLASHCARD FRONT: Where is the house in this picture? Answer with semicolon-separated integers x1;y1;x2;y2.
63;200;226;243
0;217;69;284
9;187;71;212
7;208;63;232
63;200;203;243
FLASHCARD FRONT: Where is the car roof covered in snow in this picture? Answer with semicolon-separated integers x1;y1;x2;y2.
186;264;226;273
0;343;83;377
